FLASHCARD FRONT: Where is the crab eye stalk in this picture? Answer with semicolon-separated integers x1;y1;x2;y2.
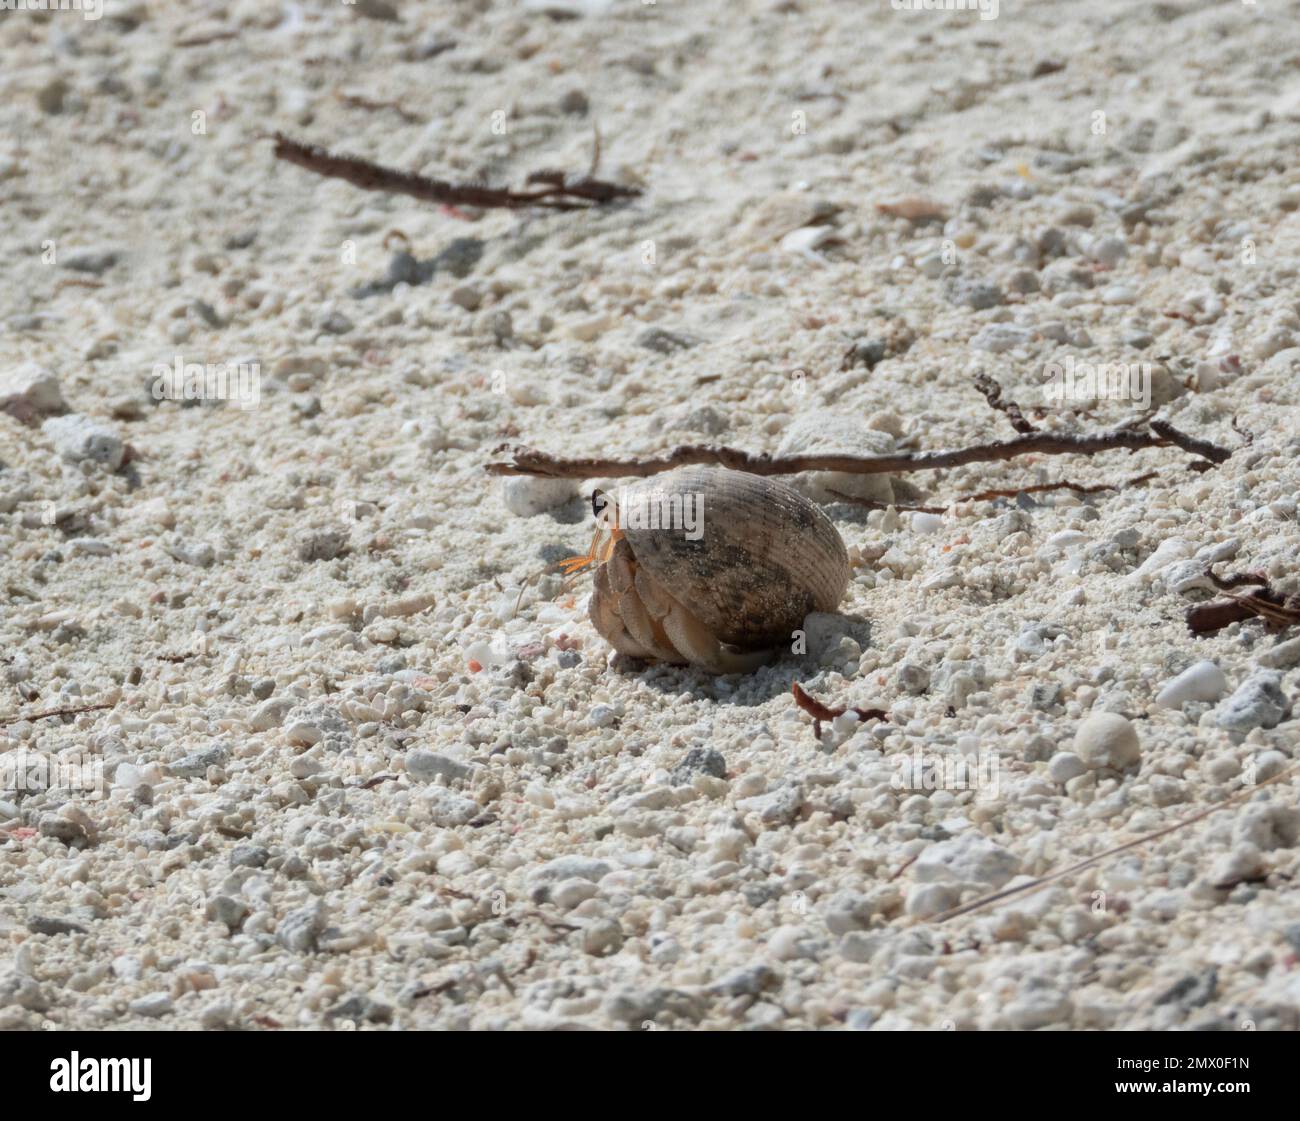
591;489;614;526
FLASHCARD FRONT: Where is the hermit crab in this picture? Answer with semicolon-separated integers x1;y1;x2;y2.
559;466;850;674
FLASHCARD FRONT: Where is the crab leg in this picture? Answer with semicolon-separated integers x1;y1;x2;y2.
590;564;661;660
606;539;679;660
660;598;772;675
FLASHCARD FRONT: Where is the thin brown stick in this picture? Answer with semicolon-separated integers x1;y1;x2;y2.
488;420;1229;479
827;492;946;514
269;133;640;212
828;470;1160;514
792;682;888;738
930;765;1296;923
1187;566;1300;636
1187;599;1259;635
959;470;1159;503
1207;567;1271;591
334;89;423;125
1188;589;1300;635
889;853;921;882
1149;418;1232;464
0;702;113;727
174;29;240;48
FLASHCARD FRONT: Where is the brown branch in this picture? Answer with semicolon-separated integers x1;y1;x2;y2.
1187;566;1300;636
827;492;946;514
828;470;1160;514
488;420;1230;480
889;853;921;882
0;702;113;727
792;682;888;739
334;89;423;125
1207;567;1271;591
1187;600;1254;635
1188;589;1300;636
269;133;640;212
974;372;1037;435
1149;418;1232;464
174;29;240;48
959;470;1158;503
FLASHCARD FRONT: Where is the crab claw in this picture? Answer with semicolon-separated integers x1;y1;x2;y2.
555;527;601;576
557;554;595;576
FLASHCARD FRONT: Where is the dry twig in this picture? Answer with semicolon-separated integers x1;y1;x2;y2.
1148;418;1232;466
0;702;113;727
828;470;1160;514
174;29;240;48
957;471;1159;504
1187;567;1300;636
489;418;1230;479
930;764;1297;923
491;374;1229;479
334;89;423;125
269;132;640;212
791;682;888;738
826;492;946;514
974;372;1037;435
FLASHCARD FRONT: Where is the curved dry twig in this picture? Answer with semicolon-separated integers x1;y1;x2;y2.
928;765;1297;923
270;133;640;212
488;419;1230;480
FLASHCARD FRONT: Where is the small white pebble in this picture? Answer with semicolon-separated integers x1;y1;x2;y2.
1074;712;1141;770
911;512;943;534
501;476;577;517
1155;660;1227;709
